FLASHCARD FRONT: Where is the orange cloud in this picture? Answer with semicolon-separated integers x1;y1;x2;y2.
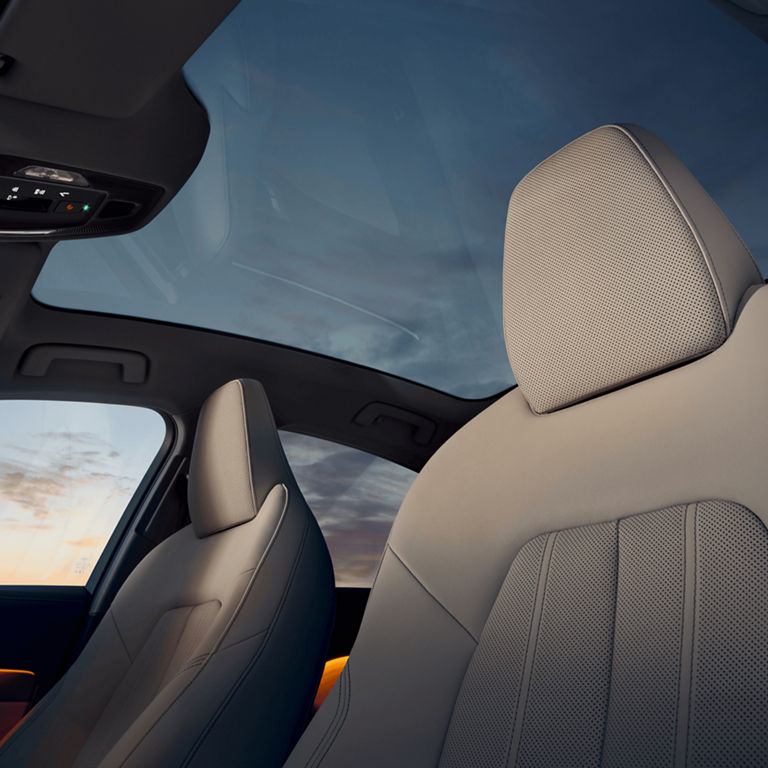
66;536;105;548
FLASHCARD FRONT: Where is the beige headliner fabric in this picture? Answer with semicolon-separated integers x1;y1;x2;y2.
503;124;762;414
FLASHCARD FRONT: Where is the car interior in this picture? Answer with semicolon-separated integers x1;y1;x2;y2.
0;1;765;767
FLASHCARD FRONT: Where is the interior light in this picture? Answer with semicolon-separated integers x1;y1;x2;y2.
15;166;89;187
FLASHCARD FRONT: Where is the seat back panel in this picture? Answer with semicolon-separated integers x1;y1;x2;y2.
439;501;768;768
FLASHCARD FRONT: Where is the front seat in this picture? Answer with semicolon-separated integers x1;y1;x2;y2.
284;124;768;767
0;378;335;768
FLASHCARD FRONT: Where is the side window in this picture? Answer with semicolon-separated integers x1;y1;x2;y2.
0;401;166;586
279;431;416;587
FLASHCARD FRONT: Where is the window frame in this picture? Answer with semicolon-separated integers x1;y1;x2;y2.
84;408;176;593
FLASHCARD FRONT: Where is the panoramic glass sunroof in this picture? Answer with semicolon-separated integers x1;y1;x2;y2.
34;0;768;398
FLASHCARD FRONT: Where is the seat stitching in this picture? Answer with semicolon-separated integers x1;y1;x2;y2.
387;545;478;644
597;520;620;767
305;545;478;768
112;483;291;767
507;531;556;767
314;662;351;768
302;663;350;768
615;125;731;332
237;379;259;518
685;503;698;768
110;610;133;663
178;492;310;766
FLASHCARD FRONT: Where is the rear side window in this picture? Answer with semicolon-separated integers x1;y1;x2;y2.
279;432;415;587
0;401;166;586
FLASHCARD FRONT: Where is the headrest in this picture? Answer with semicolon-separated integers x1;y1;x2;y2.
188;378;292;537
503;124;762;414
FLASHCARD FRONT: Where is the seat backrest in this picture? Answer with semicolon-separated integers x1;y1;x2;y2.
0;378;335;768
284;125;768;767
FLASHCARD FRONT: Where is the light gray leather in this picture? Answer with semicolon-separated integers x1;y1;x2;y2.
0;379;335;768
503;123;762;413
283;127;768;767
189;378;291;537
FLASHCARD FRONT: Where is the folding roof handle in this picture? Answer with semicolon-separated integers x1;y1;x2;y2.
354;402;436;446
19;344;148;384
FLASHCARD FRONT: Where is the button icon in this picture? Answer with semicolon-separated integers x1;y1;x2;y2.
5;194;18;201
10;186;19;193
33;188;46;196
55;200;88;214
59;191;70;197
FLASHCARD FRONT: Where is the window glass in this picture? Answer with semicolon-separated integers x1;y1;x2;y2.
32;0;768;397
0;401;166;586
279;431;415;587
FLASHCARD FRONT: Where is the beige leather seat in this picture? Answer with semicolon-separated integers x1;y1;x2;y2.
284;125;768;766
0;379;334;768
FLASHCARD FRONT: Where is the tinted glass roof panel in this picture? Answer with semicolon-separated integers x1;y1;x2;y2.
33;0;768;397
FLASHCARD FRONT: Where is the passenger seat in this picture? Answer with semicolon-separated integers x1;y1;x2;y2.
0;379;335;768
283;124;768;767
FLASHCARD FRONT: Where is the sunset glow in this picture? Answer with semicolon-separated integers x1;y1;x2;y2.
0;401;165;586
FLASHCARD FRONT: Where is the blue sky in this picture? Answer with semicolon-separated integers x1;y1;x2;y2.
34;0;768;398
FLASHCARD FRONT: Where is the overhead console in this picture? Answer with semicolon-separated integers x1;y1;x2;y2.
0;0;242;243
0;156;161;239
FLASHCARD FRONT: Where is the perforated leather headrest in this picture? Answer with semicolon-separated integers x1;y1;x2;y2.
188;378;292;537
503;124;762;414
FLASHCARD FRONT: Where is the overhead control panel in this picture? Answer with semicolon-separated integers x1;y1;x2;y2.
0;155;162;240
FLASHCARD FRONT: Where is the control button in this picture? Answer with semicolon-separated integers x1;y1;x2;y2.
2;180;30;199
55;200;92;214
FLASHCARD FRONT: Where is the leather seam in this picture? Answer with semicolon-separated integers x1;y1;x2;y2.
155;605;196;691
302;670;344;768
306;664;351;768
315;662;351;768
507;531;556;767
179;489;309;767
110;610;133;663
675;502;697;768
387;545;479;644
112;484;291;767
210;484;288;656
597;520;621;766
237;378;259;519
686;504;698;767
614;124;732;333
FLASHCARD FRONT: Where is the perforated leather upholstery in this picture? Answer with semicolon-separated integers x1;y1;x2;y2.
283;127;768;767
504;124;761;413
0;379;335;768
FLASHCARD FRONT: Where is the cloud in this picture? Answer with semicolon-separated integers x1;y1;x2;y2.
0;429;138;522
0;521;53;531
280;431;415;586
66;536;106;548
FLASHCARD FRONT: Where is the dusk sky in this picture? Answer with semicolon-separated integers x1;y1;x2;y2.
0;402;165;586
0;401;411;588
279;431;415;586
33;0;768;398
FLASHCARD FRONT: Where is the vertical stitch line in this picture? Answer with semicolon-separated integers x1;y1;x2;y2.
598;520;621;767
674;503;696;768
506;532;557;768
685;504;698;768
